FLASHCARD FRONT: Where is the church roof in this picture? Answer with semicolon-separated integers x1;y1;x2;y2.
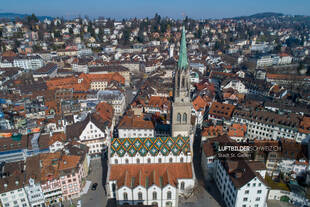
109;163;193;189
178;26;188;70
111;136;190;157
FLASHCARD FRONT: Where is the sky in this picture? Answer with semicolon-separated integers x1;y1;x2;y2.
1;0;310;19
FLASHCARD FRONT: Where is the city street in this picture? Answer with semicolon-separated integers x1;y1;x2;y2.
64;157;108;207
187;128;224;207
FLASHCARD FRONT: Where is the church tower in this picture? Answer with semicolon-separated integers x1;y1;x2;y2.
171;26;192;137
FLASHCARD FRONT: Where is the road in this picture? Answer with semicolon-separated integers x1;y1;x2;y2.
64;156;108;207
180;127;224;207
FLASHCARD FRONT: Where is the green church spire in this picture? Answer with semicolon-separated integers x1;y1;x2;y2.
178;26;188;70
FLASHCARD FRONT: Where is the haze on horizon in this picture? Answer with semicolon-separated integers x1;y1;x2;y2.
1;0;310;19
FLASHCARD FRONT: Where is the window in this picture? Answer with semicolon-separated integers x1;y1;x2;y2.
180;182;185;190
258;183;261;187
147;158;151;163
256;197;260;201
253;183;256;187
90;124;93;129
123;192;128;200
158;158;162;163
125;159;129;164
169;158;173;163
177;113;181;124
136;158;140;164
180;157;184;163
245;190;249;194
138;192;143;200
257;190;262;194
153;192;157;200
183;113;187;123
243;197;248;201
167;191;172;199
114;159;118;164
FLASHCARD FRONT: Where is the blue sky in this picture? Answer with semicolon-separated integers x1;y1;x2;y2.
1;0;310;19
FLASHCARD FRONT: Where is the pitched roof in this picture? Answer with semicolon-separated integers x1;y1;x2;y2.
111;136;190;157
193;95;209;112
201;125;224;137
48;132;66;145
0;162;26;193
221;159;267;189
118;114;154;130
208;102;235;120
66;113;109;140
109;163;193;188
95;102;114;123
228;123;247;138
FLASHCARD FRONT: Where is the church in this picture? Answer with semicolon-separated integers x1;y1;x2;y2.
107;26;195;207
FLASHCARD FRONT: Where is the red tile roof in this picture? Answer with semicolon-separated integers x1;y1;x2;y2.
193;95;209;112
109;163;193;188
209;102;235;120
228;123;247;138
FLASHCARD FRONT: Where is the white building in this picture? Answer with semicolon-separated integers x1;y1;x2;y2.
232;109;301;142
214;159;269;207
257;56;274;68
117;114;155;138
222;79;248;94
0;162;30;207
13;56;44;70
24;178;45;207
97;90;126;117
66;113;111;156
0;186;30;207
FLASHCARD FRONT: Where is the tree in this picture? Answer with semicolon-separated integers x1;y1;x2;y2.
137;30;144;43
27;13;38;25
121;27;131;45
69;27;73;35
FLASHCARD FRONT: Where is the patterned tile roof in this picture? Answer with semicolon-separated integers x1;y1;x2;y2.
111;136;190;157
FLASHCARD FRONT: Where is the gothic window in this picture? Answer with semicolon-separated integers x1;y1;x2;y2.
167;191;172;199
123;192;128;200
180;157;184;163
153;192;157;200
147;158;151;163
138;192;143;200
136;158;140;164
90;124;93;129
177;113;181;124
114;159;118;164
182;77;185;88
125;159;129;164
158;158;162;163
183;113;187;123
169;158;173;163
180;182;185;190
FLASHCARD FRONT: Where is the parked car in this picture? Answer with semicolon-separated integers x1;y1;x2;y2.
91;183;98;190
77;200;82;207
